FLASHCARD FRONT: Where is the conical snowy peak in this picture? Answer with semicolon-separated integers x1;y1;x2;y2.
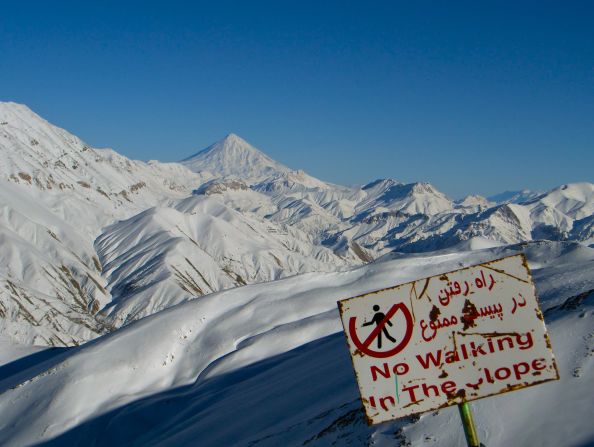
181;133;290;183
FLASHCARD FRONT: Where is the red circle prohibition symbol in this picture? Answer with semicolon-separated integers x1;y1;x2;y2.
348;303;414;358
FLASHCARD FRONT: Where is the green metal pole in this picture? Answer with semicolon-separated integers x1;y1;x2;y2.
458;402;480;447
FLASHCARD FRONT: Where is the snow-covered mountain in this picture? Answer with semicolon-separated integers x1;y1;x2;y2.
0;102;213;237
0;104;366;344
96;195;354;327
181;133;290;184
0;102;219;345
1;101;593;347
487;189;543;204
355;179;453;218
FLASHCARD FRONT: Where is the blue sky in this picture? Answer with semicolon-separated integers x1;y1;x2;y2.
1;1;592;198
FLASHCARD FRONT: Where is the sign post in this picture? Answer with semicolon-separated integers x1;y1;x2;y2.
337;254;559;441
458;402;479;447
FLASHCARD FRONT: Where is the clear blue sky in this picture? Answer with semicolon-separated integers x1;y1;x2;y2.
1;1;592;198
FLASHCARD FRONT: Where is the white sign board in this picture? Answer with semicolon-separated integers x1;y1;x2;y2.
338;254;559;425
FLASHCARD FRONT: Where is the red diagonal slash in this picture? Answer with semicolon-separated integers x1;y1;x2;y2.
348;303;414;358
362;304;400;348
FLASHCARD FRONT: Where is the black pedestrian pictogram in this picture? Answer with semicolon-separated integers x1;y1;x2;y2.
362;305;396;348
348;302;413;358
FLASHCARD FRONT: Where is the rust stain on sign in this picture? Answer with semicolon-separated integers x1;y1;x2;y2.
461;331;521;338
429;305;441;322
461;299;478;330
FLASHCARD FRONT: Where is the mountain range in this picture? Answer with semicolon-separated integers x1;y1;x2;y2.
0;101;592;346
0;102;593;446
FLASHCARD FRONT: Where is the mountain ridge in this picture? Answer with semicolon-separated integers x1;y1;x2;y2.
0;101;592;348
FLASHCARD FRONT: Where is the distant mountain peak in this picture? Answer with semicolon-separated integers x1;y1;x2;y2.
487;189;542;205
181;134;290;183
222;132;244;142
362;178;401;190
211;132;252;150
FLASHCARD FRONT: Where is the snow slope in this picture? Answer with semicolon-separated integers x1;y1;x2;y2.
0;241;592;446
0;102;215;345
0;102;210;238
0;179;112;345
95;195;353;326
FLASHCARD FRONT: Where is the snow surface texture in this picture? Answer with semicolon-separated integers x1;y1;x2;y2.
0;241;593;446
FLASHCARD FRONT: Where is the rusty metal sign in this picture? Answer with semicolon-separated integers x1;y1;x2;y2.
338;254;559;425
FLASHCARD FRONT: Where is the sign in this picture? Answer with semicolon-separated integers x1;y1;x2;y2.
338;254;559;425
